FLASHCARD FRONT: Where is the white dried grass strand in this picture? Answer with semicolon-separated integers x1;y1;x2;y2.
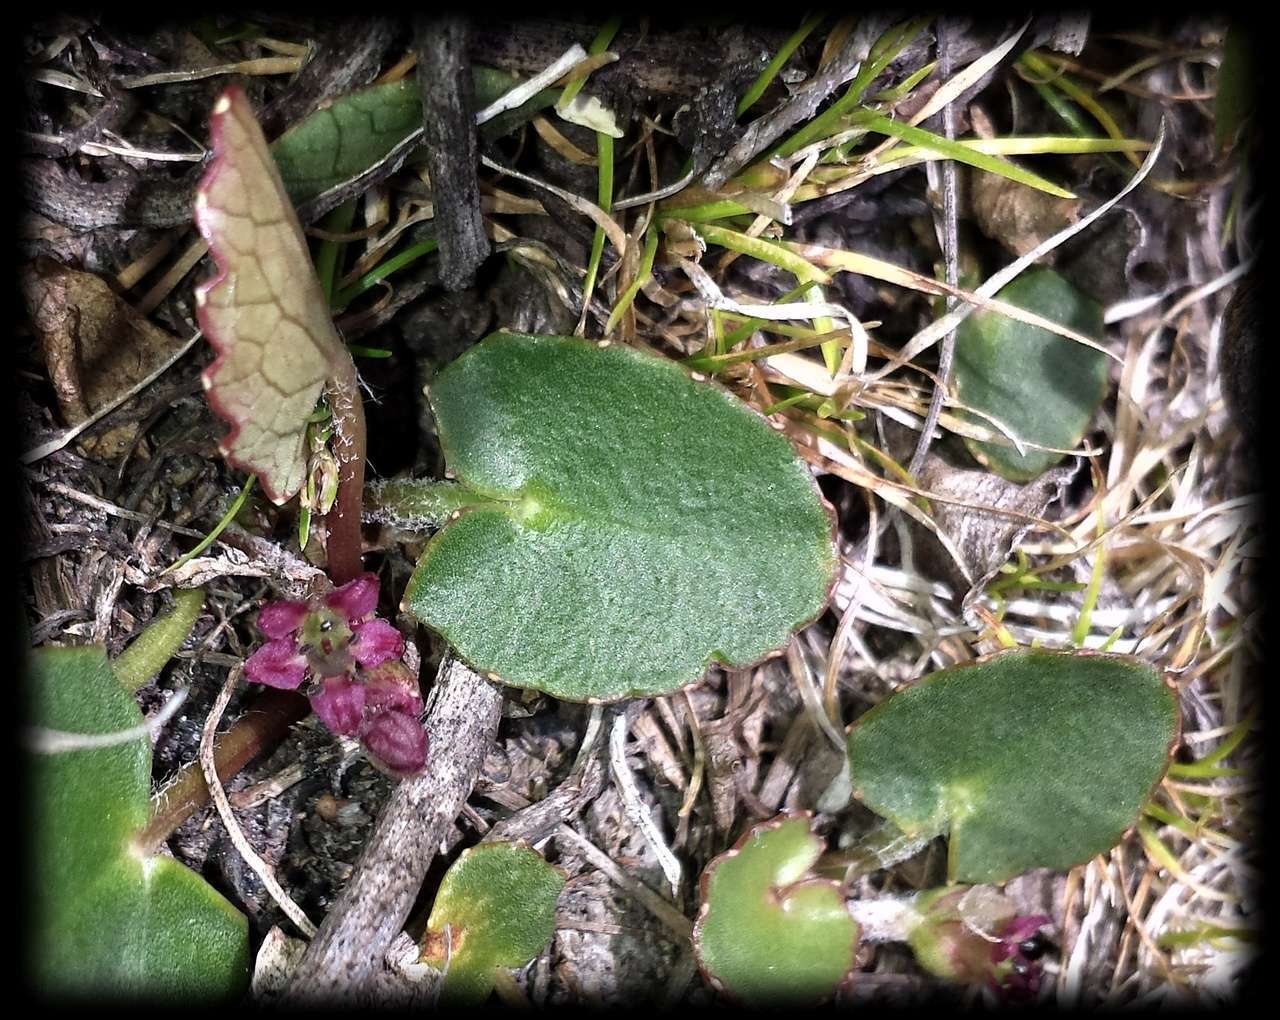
609;712;683;898
200;665;317;938
869;123;1167;383
26;687;189;753
474;45;587;124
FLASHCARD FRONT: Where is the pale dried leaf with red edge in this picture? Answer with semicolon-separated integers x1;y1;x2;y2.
195;85;345;504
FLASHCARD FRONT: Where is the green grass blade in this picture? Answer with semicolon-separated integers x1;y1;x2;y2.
684;329;849;372
333;238;439;310
855;111;1075;198
771;15;932;160
738;13;824;117
565;15;622;323
581;132;615;310
164;475;257;575
559;16;622;109
1019;51;1139;168
605;225;659;334
690;222;829;284
314;200;356;304
656;198;753;223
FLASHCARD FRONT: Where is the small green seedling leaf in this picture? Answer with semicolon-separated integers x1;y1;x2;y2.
196;85;348;504
694;814;859;1006
28;646;249;1000
271;79;422;206
847;648;1180;885
271;69;560;206
401;332;836;701
419;841;565;1005
953;267;1108;482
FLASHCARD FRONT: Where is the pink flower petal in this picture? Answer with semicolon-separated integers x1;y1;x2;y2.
310;676;366;736
244;638;308;690
364;660;424;716
257;600;310;639
360;710;428;776
326;572;380;621
350;618;405;668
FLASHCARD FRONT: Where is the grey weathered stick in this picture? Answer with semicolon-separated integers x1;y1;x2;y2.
283;655;503;1003
26;19;398;233
413;14;490;291
483;746;607;847
21;156;205;230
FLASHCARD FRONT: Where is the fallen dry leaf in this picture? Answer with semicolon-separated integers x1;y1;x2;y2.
21;255;186;458
967;167;1082;258
916;451;1076;610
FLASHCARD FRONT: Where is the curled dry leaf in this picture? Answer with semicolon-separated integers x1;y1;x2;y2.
967;168;1082;258
195;85;347;504
914;454;1076;610
21;256;186;458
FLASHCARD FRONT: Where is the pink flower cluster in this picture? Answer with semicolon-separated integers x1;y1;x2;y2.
244;573;428;776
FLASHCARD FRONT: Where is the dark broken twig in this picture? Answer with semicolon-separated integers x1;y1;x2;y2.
413;14;490;291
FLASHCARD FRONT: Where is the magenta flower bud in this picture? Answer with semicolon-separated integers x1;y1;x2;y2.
907;887;1051;1001
363;660;424;716
310;675;366;736
325;571;380;622
257;600;309;639
244;637;308;690
349;618;405;668
361;709;428;777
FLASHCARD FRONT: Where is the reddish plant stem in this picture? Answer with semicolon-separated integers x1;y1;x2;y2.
324;358;368;586
136;688;309;854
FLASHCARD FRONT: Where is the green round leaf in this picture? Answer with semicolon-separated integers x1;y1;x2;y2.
420;841;565;1005
28;646;250;1000
694;814;859;1006
954;268;1108;482
403;332;836;701
847;648;1180;885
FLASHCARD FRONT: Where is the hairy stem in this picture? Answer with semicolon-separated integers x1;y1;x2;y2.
363;476;502;529
112;588;206;692
324;358;368;586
